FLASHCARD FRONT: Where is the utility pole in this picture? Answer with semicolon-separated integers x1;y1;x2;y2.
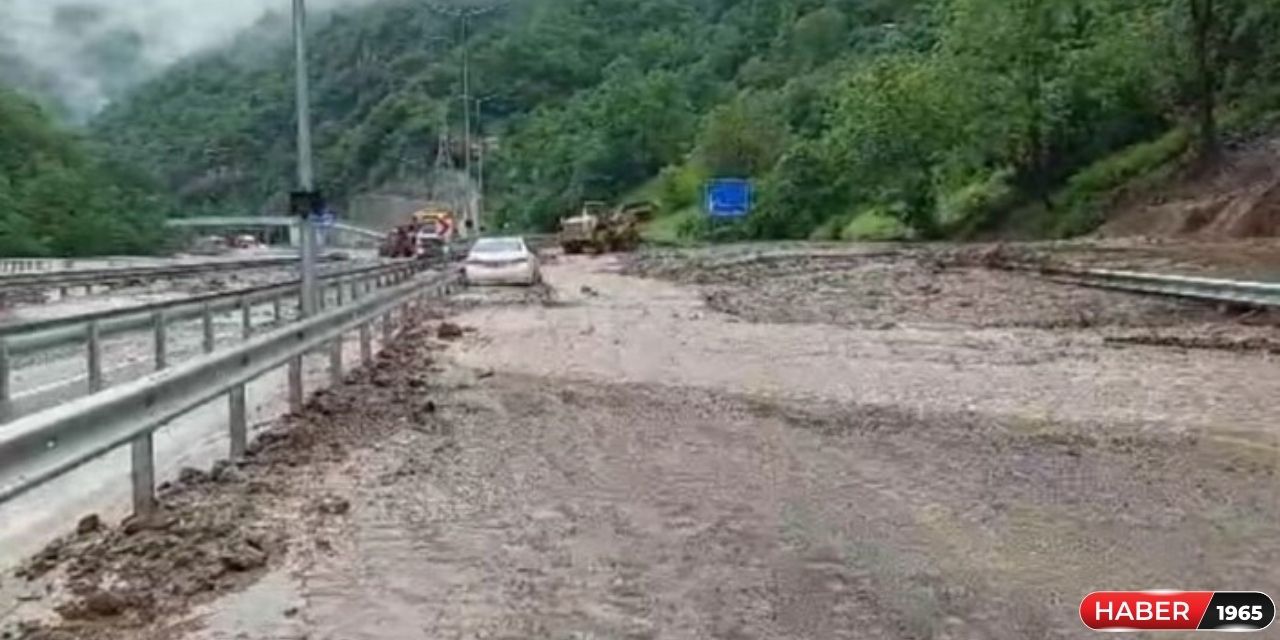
293;0;318;317
460;13;473;237
424;2;506;235
474;96;494;232
476;108;485;232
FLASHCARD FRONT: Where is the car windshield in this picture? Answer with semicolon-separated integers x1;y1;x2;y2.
471;239;524;254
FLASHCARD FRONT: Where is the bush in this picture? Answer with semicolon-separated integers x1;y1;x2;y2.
677;211;750;243
655;163;707;215
936;168;1017;232
642;206;702;246
1052;127;1189;236
808;212;855;241
841;207;914;241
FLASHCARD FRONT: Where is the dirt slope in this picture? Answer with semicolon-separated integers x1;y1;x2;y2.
1103;136;1280;238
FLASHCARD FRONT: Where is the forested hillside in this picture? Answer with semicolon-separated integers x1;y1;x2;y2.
0;88;169;256
91;0;1280;241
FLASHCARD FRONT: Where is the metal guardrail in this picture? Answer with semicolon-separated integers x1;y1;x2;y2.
0;261;413;352
0;260;64;275
1033;266;1280;309
0;255;337;292
0;260;423;423
0;270;459;514
167;217;384;240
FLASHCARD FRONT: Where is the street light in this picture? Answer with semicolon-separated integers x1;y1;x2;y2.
473;95;497;232
293;0;319;317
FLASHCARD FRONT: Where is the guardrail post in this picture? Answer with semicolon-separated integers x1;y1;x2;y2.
240;297;252;339
382;311;393;345
229;385;247;459
131;432;156;516
0;339;12;423
288;356;303;414
273;296;283;326
329;333;343;383
360;322;373;365
153;311;167;370
130;310;168;516
337;281;347;307
202;303;215;353
87;321;103;393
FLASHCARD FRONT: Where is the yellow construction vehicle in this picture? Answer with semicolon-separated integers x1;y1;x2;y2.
559;201;648;254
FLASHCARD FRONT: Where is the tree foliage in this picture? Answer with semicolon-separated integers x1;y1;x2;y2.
0;88;169;256
87;0;1280;239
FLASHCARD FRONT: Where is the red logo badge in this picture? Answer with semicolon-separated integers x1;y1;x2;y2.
1081;591;1274;632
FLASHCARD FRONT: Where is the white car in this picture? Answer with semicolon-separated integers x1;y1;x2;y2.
463;237;542;286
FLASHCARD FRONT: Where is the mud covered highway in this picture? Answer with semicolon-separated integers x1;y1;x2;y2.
7;246;1280;639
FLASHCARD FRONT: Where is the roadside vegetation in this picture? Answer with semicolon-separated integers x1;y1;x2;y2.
0;88;169;256
85;0;1280;242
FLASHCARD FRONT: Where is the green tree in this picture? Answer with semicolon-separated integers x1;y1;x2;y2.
697;92;789;177
826;56;964;236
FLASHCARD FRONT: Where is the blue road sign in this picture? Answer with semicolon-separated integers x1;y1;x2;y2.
310;208;337;228
705;179;752;218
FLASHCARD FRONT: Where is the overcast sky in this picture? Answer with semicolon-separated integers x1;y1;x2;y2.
0;0;375;115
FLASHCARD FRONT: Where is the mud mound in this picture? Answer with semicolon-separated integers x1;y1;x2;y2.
677;251;1217;329
7;322;451;640
1104;136;1280;239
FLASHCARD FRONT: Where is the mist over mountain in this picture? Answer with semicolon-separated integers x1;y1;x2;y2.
0;0;373;119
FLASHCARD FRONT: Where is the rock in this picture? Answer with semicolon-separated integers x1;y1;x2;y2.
76;514;101;536
220;544;268;572
82;589;127;617
283;607;300;618
315;496;351;516
438;322;465;340
211;460;244;484
171;577;213;597
178;467;210;486
580;285;599;297
122;518;144;536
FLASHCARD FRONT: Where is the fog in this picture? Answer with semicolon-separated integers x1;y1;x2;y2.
0;0;375;118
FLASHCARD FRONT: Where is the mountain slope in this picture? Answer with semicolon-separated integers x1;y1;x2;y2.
0;87;169;256
91;0;1280;240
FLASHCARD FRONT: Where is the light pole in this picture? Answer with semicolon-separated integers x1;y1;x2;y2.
473;96;496;232
460;14;474;236
293;0;319;317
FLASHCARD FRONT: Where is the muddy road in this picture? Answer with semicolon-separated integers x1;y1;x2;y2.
7;248;1279;639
